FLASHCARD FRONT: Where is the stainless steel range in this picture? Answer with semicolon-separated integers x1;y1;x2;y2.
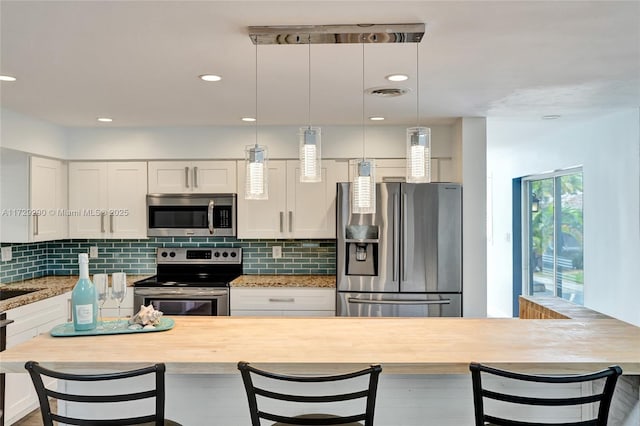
134;247;242;316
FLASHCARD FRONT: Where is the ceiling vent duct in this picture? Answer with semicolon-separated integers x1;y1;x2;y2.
249;23;425;45
365;87;410;97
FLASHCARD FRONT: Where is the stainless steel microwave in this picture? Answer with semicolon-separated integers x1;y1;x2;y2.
146;194;236;237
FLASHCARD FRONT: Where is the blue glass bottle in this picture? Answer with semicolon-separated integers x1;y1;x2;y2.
72;253;97;331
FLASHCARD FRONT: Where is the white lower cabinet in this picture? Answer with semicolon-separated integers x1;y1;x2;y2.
5;292;72;425
230;287;335;317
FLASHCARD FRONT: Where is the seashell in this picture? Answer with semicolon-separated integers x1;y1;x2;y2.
128;304;163;326
127;324;143;331
142;324;156;330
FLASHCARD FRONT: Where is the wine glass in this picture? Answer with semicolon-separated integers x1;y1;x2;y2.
111;272;127;328
93;274;109;329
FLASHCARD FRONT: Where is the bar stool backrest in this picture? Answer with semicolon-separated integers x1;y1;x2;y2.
237;361;382;426
469;362;623;426
25;360;168;426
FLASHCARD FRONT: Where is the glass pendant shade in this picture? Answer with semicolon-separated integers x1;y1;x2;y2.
299;127;322;182
244;145;268;200
351;160;376;214
406;126;431;183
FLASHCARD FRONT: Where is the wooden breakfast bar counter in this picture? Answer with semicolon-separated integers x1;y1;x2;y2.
2;317;639;425
1;317;639;374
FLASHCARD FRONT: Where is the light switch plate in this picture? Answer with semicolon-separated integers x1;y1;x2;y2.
1;246;12;262
272;246;282;259
89;246;99;258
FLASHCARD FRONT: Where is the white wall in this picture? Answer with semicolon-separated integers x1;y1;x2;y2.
62;123;454;160
0;109;68;158
487;109;640;325
455;118;487;317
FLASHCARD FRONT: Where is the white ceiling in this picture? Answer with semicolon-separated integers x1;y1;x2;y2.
1;1;638;128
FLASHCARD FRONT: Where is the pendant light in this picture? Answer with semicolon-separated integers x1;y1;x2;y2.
299;35;322;183
406;40;431;183
245;39;268;200
351;42;376;214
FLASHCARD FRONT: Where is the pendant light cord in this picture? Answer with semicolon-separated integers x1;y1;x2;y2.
308;34;312;129
416;41;420;128
362;42;365;161
255;40;258;148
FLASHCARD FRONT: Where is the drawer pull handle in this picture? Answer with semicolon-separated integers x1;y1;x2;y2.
268;298;295;303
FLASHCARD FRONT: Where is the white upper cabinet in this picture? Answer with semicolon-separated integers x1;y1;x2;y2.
148;161;237;193
237;159;348;239
348;158;456;183
68;162;147;239
0;149;67;242
30;156;68;241
286;160;348;238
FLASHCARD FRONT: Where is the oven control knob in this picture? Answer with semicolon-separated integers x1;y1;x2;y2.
169;252;176;258
222;252;229;258
161;252;168;257
214;251;220;258
230;252;237;258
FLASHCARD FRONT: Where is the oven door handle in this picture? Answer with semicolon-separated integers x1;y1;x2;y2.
347;297;451;305
208;199;215;234
135;289;229;297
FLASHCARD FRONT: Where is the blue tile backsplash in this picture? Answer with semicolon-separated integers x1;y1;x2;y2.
0;238;336;284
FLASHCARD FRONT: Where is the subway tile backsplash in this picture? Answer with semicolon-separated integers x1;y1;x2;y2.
0;238;336;284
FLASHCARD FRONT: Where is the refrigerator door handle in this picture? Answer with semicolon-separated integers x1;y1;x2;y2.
401;192;408;282
347;297;451;306
393;192;399;282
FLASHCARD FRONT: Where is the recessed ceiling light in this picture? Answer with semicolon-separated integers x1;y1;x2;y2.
199;74;222;82
385;74;408;82
542;115;561;120
242;117;256;122
369;116;385;121
0;75;17;82
97;117;113;122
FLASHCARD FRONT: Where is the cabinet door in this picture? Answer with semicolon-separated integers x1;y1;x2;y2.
148;161;191;193
5;292;71;425
30;156;67;241
435;157;456;182
287;160;348;238
68;162;108;238
107;162;147;238
237;160;287;239
191;161;237;193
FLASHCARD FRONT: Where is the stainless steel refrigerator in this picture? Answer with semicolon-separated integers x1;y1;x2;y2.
336;182;462;317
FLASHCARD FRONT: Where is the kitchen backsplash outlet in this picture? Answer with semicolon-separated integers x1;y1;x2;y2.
0;238;336;284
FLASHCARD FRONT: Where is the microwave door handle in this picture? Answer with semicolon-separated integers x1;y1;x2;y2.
208;200;214;234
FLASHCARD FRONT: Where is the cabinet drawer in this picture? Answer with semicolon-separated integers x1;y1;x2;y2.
231;287;335;311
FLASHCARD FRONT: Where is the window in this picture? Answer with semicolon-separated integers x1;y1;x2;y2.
523;169;583;305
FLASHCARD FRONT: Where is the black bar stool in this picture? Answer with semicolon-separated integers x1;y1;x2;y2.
25;361;181;426
238;361;382;426
469;362;622;426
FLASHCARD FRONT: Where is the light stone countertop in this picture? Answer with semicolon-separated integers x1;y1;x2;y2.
1;274;333;311
0;275;151;312
230;275;335;288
